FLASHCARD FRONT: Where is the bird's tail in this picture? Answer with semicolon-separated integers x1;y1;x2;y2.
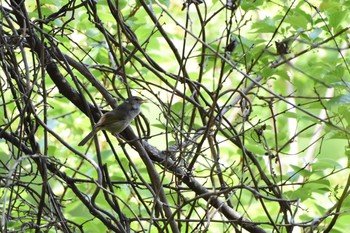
78;130;97;146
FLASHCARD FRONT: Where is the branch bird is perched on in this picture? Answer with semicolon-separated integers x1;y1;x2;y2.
78;96;145;146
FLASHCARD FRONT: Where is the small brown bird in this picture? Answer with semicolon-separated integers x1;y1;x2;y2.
78;96;145;146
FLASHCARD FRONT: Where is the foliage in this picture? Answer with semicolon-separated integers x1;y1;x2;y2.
1;0;350;232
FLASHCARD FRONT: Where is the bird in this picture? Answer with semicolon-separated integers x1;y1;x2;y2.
78;96;145;146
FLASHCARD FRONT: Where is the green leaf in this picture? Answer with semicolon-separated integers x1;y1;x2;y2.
285;14;309;30
312;158;342;171
329;11;346;30
283;111;300;119
241;0;264;11
320;0;342;13
289;164;312;177
152;123;166;130
284;187;311;201
326;95;350;107
329;81;350;89
251;17;276;33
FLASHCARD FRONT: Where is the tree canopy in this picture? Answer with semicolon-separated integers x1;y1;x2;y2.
1;0;350;232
